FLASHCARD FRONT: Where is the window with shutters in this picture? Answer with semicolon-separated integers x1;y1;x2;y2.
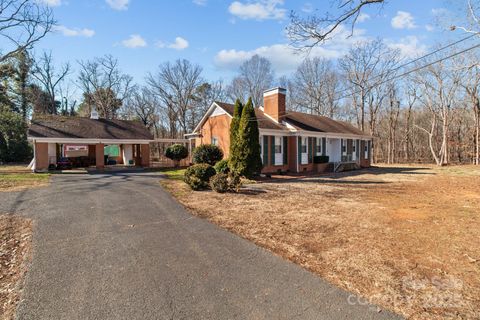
316;137;322;155
364;141;369;159
301;137;307;153
301;137;308;164
274;136;282;154
211;137;218;146
274;136;283;165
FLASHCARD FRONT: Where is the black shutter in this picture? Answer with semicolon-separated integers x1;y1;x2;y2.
270;136;275;166
308;137;313;163
312;138;317;157
263;136;269;165
283;136;288;165
322;138;326;156
297;137;302;165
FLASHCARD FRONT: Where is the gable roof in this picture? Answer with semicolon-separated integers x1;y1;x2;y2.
28;115;153;141
191;101;370;138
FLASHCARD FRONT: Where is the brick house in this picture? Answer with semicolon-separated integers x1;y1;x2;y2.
187;87;372;173
28;113;153;172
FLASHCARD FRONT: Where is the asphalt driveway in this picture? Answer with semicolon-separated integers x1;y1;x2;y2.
0;172;402;320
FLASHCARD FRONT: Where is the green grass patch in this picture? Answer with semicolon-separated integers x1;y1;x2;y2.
0;172;50;191
160;168;186;181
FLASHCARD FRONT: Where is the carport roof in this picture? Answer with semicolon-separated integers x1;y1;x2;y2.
28;115;154;141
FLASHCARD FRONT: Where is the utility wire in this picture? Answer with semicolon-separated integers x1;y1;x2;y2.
332;33;479;98
333;41;480;103
239;38;480;122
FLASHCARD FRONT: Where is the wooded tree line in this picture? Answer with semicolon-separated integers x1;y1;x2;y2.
1;0;479;165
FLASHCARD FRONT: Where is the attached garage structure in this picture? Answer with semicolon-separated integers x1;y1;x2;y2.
28;115;153;172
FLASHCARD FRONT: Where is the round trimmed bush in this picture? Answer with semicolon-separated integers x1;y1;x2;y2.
184;163;216;190
214;159;230;174
165;144;188;167
210;173;229;193
192;144;224;165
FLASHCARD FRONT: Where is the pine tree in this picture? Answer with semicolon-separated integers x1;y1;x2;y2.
236;97;262;177
228;99;243;170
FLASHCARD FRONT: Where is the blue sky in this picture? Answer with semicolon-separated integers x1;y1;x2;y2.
37;0;468;86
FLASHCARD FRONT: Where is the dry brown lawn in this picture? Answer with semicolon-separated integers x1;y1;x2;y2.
162;165;480;320
0;215;32;320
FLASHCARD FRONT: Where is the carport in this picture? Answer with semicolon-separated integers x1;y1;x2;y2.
27;114;153;172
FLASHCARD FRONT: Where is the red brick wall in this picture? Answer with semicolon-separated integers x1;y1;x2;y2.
35;142;49;171
95;144;104;169
141;144;150;167
195;114;231;158
264;93;286;121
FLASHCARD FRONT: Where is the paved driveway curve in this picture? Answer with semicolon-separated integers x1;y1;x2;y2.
0;172;402;320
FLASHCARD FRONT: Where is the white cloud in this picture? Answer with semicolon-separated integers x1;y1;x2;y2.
215;25;368;74
301;2;313;13
106;0;129;11
53;25;95;37
193;0;207;5
121;34;147;48
387;36;427;58
41;0;62;6
357;13;370;23
157;37;189;50
425;24;434;32
391;11;416;29
228;0;286;21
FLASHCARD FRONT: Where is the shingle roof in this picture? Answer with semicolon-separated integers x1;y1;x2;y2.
285;111;366;135
215;102;367;136
28;115;153;140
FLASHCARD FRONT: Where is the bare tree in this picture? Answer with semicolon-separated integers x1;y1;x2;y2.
78;55;133;119
402;81;417;162
146;59;203;137
291;57;340;117
122;87;157;129
191;81;226;130
287;0;384;50
450;0;480;34
227;55;274;107
339;39;400;132
413;52;462;166
385;83;400;164
458;52;480;165
0;0;55;63
31;51;71;114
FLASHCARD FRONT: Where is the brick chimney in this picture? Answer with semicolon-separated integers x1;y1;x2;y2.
263;87;286;122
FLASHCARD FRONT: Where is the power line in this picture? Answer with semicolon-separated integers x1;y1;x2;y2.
333;33;478;98
242;37;480;122
334;41;480;102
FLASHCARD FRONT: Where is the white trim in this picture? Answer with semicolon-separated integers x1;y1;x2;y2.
192;102;232;134
262;110;281;124
28;137;152;144
259;128;291;136
291;130;372;140
153;138;189;143
211;105;228;117
263;87;286;97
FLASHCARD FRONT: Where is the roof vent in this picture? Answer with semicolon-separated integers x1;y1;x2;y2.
90;107;99;120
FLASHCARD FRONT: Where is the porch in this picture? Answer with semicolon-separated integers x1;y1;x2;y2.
259;134;371;174
32;140;150;172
